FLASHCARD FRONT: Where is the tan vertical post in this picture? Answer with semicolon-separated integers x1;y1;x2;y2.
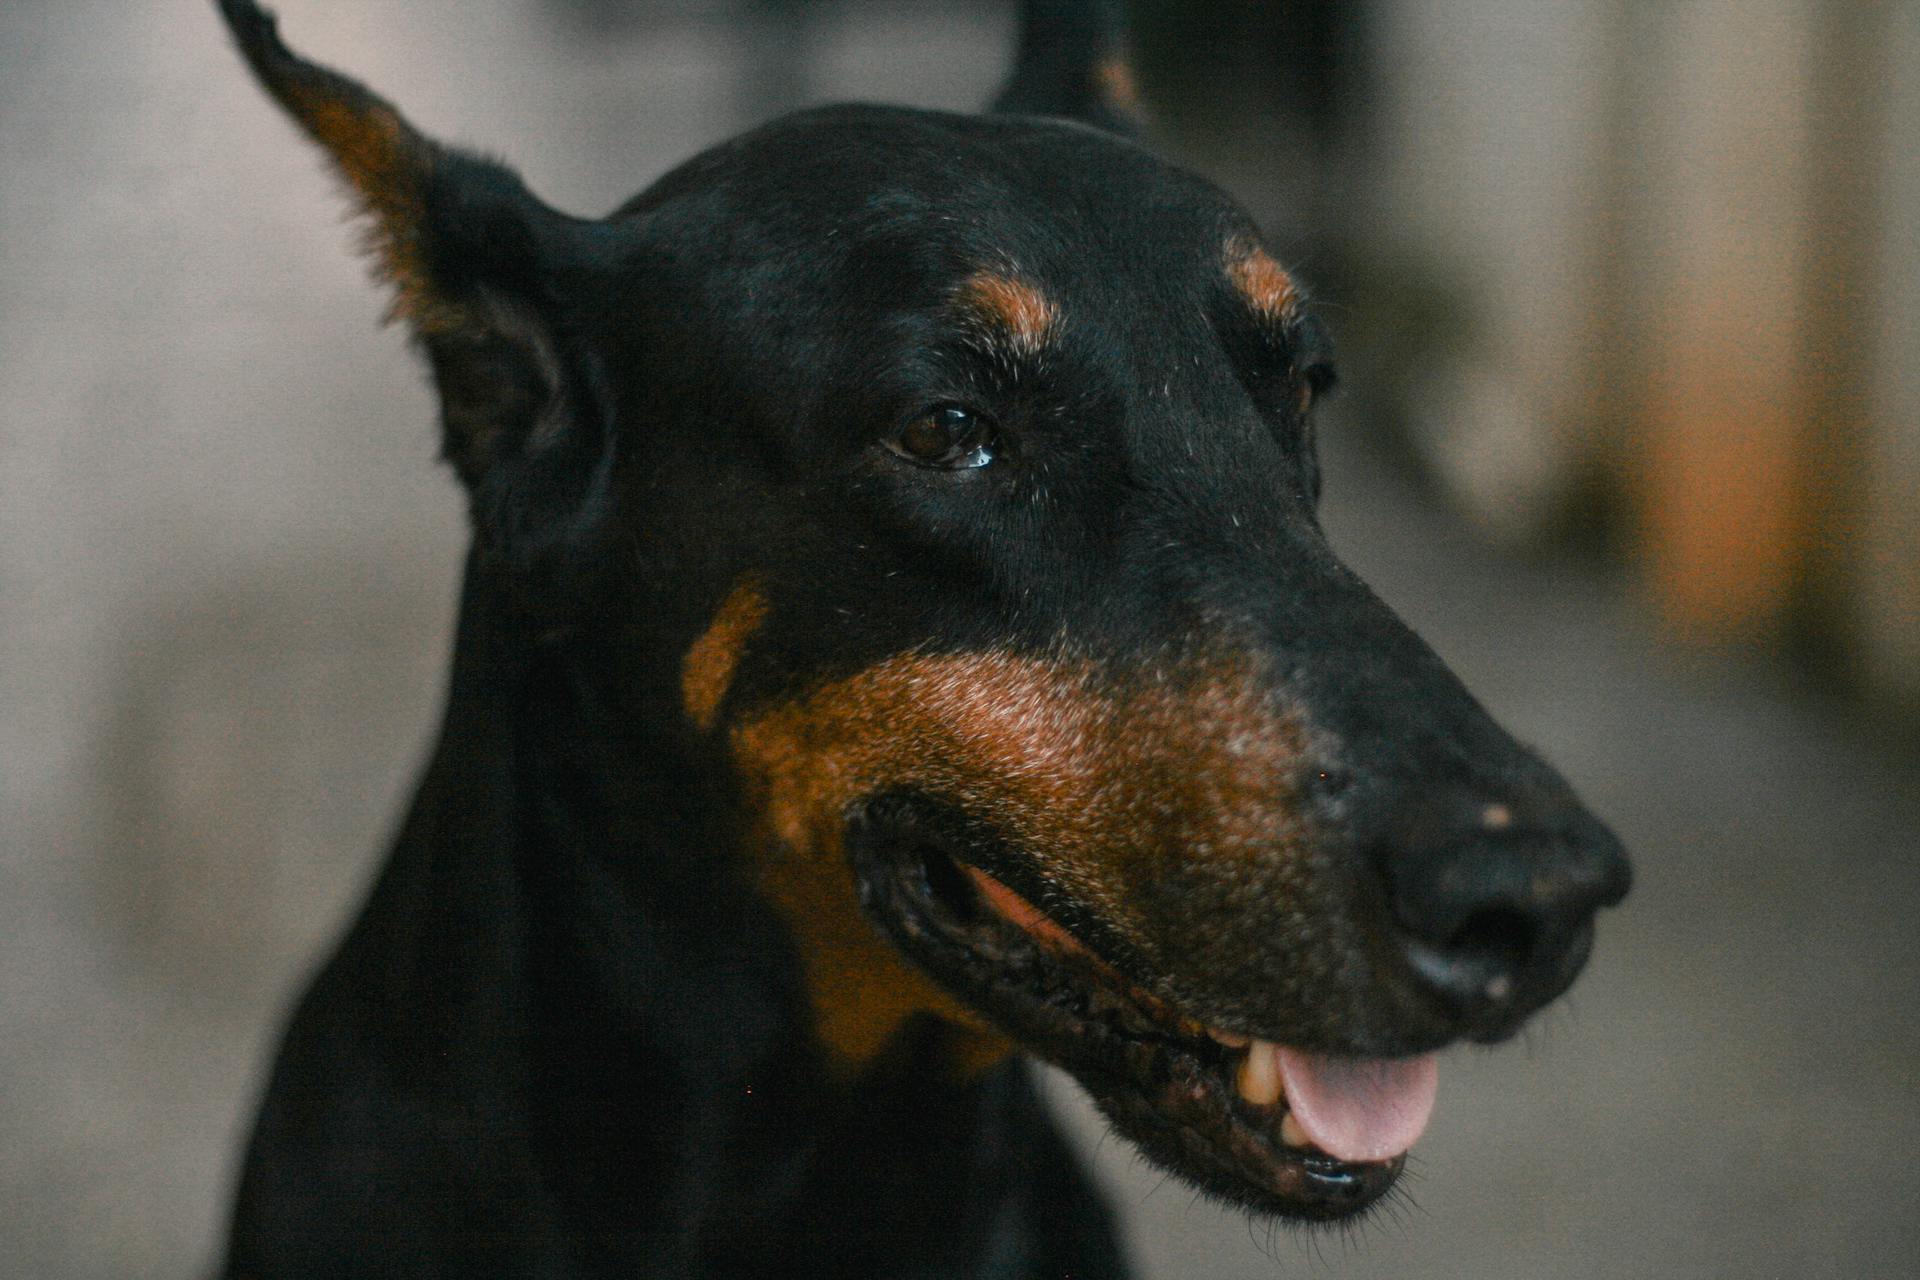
1631;0;1817;642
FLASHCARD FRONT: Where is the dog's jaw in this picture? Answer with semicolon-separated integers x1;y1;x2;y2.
966;865;1441;1166
842;819;1415;1219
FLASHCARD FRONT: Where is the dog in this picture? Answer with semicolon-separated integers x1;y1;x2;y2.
216;1;1630;1274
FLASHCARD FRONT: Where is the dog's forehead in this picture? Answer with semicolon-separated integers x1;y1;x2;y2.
625;104;1255;298
597;103;1311;500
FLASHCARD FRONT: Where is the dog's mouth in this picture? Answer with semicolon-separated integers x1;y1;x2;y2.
846;803;1435;1221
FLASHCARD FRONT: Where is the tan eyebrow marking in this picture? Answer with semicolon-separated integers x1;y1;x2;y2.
1226;241;1300;322
681;581;769;732
955;270;1059;357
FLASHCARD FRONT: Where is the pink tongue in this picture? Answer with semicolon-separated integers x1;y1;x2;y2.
1275;1048;1440;1164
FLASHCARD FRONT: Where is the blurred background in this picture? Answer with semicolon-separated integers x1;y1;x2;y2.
1;0;1915;1275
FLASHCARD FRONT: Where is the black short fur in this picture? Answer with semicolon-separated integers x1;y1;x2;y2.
217;2;1628;1275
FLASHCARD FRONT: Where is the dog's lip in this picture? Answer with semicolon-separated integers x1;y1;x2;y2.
961;865;1440;1166
846;822;1412;1219
960;865;1122;983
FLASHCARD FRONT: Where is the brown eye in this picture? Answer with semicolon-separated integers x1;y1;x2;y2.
888;404;998;470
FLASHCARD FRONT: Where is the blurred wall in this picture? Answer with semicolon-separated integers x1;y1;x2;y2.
1361;0;1917;706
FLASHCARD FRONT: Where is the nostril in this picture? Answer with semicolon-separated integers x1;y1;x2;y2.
1383;818;1626;1028
1442;907;1535;997
1401;904;1535;1009
1447;905;1533;968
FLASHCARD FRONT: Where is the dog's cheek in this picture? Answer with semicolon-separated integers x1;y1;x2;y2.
754;837;1014;1078
721;644;1322;1071
724;654;1085;1077
688;610;1016;1077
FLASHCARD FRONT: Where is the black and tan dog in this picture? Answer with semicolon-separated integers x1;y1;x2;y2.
217;1;1629;1274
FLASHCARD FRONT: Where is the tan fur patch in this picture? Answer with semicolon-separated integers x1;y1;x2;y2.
299;96;452;330
730;643;1309;1073
753;835;1014;1078
955;271;1058;357
1093;57;1141;113
259;71;470;332
682;583;770;732
1227;242;1300;322
304;97;415;228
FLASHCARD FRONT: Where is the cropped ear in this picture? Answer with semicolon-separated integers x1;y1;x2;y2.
219;0;613;569
990;0;1143;137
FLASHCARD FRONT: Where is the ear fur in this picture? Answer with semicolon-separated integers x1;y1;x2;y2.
991;0;1144;136
219;0;612;570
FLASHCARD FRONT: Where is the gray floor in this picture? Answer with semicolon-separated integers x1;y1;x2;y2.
2;2;1916;1276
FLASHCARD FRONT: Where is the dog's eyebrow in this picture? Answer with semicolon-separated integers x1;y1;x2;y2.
1224;241;1301;327
953;270;1059;357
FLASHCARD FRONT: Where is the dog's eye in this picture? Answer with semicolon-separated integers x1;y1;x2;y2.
888;404;999;470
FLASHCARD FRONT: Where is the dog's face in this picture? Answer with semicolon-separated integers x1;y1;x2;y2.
645;106;1625;1216
227;3;1627;1223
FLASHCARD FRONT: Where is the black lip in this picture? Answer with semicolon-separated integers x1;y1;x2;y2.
844;799;1404;1221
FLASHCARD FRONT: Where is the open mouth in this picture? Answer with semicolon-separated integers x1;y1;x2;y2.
845;799;1439;1221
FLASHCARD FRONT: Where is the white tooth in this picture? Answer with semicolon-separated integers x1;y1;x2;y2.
1208;1027;1251;1049
1235;1040;1283;1107
1280;1113;1311;1148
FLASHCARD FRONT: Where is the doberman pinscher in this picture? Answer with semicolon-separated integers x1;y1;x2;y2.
216;1;1629;1275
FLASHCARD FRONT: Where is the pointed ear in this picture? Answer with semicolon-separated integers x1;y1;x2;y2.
219;0;614;567
990;0;1144;137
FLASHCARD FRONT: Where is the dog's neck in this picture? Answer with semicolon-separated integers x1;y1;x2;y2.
333;560;1066;1271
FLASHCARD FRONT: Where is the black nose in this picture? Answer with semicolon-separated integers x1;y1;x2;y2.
1382;800;1630;1038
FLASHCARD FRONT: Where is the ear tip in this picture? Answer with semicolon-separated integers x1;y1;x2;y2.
217;0;280;53
219;0;315;92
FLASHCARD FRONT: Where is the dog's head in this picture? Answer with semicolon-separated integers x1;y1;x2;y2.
225;0;1628;1222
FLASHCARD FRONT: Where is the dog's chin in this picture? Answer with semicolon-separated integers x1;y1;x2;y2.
844;806;1408;1222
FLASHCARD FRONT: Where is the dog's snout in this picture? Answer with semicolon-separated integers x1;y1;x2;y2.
1381;804;1629;1037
